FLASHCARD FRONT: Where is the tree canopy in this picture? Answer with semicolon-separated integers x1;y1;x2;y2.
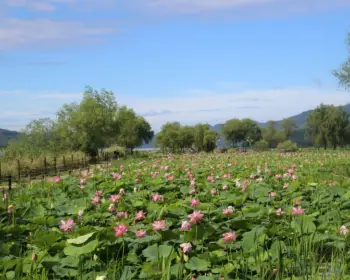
222;118;262;147
306;104;350;149
116;106;154;153
156;122;217;153
3;86;154;158
333;33;350;90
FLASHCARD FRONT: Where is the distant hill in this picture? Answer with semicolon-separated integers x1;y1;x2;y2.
0;128;19;148
139;104;350;149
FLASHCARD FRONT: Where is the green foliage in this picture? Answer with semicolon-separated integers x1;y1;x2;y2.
2;151;350;278
281;118;297;139
262;121;286;148
333;33;350;90
203;130;219;152
222;118;262;147
156;122;182;152
156;123;216;153
193;124;211;152
116;106;154;152
56;86;119;156
1;87;153;159
306;104;350;149
255;140;269;151
276;140;298;152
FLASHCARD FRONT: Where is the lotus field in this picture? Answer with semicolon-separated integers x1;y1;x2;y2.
2;151;350;280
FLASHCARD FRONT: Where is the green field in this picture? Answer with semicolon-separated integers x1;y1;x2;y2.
1;150;350;279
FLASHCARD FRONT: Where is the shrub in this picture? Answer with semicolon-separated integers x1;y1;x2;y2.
255;140;269;151
277;140;298;152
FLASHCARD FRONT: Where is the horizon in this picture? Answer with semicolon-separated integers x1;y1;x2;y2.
1;0;350;131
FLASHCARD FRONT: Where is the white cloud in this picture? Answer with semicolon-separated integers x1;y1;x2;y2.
119;87;350;131
4;0;117;12
0;18;115;51
1;86;349;132
142;0;350;16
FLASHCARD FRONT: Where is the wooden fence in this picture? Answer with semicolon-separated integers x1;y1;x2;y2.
0;152;112;189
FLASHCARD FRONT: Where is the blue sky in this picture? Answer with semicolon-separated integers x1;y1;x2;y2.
1;0;350;132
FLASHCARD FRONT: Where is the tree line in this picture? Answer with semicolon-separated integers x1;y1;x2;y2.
155;104;350;152
3;87;154;159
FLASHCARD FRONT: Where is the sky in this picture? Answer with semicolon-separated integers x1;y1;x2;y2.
1;0;350;132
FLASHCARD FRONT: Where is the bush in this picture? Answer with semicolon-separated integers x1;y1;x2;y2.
277;140;298;152
255;140;269;151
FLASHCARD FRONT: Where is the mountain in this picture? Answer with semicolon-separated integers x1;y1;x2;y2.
139;104;350;148
0;128;19;148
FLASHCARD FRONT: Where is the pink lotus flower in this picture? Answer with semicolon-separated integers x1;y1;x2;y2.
120;165;124;171
222;206;234;216
189;189;196;195
80;178;86;185
268;192;277;198
135;229;147;238
190;180;196;187
207;176;215;183
222;231;238;243
114;223;128;237
180;243;192;254
53;176;61;183
292;206;304;215
152;193;164;201
275;174;282;180
222;185;228;191
111;173;121;180
288;169;294;175
95;190;104;197
291;175;297;181
60;218;75;232
117;211;128;218
110;194;121;203
190;199;200;207
91;195;101;205
135;210;146;221
137;169;142;175
135;178;141;183
295;199;300;205
108;204;116;213
283;183;289;189
167;175;175;181
210;189;217;195
340;225;349;235
188;211;204;224
276;208;284;216
256;178;264;183
180;221;192;231
152;220;168;231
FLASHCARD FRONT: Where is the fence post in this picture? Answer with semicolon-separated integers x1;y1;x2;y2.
44;157;47;176
63;156;66;170
54;157;57;175
16;159;20;181
8;176;12;192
